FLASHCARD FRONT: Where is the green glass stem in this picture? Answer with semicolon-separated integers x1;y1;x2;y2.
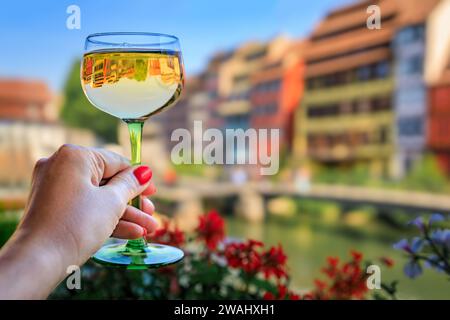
125;121;146;252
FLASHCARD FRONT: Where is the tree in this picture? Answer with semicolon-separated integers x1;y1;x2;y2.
60;61;119;143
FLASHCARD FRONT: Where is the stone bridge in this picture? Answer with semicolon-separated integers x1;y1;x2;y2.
153;178;450;226
2;181;450;228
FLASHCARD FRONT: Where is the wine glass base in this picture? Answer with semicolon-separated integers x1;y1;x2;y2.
92;242;184;270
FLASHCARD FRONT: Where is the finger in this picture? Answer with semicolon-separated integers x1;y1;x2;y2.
141;197;155;215
112;220;145;239
103;165;153;203
92;148;130;179
121;205;158;233
142;182;156;196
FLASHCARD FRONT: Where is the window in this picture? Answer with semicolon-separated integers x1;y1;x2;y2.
246;49;267;61
307;78;316;90
371;96;391;112
307;104;339;118
398;117;423;136
396;25;425;45
379;126;389;143
374;61;390;78
253;79;281;93
234;74;248;83
306;61;390;90
396;88;425;106
398;55;423;75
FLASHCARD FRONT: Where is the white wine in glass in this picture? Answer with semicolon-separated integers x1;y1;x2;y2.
81;32;184;269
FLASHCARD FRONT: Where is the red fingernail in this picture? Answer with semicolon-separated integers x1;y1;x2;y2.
142;228;147;237
133;166;152;185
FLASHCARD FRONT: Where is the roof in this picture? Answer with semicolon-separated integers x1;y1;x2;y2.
0;79;52;103
312;0;439;40
395;0;441;27
304;0;441;76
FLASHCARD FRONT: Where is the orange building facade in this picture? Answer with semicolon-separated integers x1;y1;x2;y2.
250;41;305;152
427;66;450;173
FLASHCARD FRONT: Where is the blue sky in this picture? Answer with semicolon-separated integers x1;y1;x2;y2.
0;0;354;92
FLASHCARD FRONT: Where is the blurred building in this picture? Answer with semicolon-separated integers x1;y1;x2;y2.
393;0;440;177
250;40;305;152
204;51;233;130
425;0;450;174
215;36;304;175
0;79;95;188
428;62;450;174
154;76;203;151
0;80;58;122
148;75;209;178
294;0;440;179
154;36;305;179
295;0;397;178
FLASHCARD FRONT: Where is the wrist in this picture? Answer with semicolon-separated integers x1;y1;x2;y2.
0;227;68;299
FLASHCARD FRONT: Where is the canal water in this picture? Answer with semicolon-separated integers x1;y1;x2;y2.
226;214;450;299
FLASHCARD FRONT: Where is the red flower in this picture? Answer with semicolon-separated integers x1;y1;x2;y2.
260;244;288;279
169;277;180;296
302;292;315;300
196;210;225;250
152;221;185;247
380;257;395;268
327;257;339;267
224;239;263;275
350;250;363;263
263;291;275;300
289;293;301;300
314;279;327;291
263;285;300;300
314;251;370;300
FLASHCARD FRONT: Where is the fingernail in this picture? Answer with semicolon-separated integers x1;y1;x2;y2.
142;228;147;237
133;166;152;185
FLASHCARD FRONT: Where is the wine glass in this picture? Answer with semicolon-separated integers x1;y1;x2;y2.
81;32;184;269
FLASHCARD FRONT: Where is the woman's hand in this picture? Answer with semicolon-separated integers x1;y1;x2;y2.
0;144;158;299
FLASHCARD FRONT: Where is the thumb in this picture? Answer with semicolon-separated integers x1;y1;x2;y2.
104;165;153;203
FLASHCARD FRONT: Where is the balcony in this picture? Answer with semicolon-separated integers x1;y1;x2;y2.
217;100;250;117
303;78;394;105
303;112;393;135
308;143;393;161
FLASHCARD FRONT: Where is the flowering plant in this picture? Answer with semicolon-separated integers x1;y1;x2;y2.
393;214;450;279
305;251;396;300
51;209;398;300
151;210;298;299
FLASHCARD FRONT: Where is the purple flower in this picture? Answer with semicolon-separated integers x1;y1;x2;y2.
424;255;445;273
408;217;425;232
404;260;422;279
393;239;410;252
393;238;423;254
429;214;445;226
430;229;450;249
424;255;438;269
410;237;424;253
